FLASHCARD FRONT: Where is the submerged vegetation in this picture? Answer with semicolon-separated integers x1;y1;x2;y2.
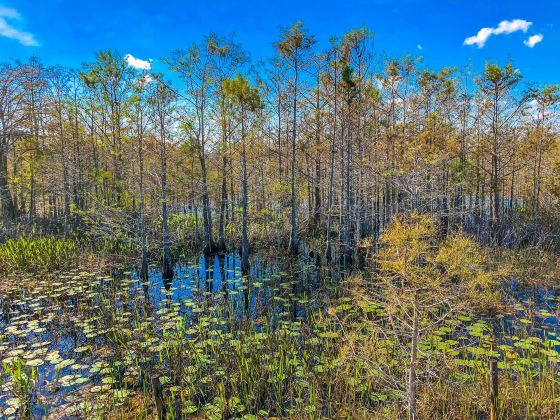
0;15;559;420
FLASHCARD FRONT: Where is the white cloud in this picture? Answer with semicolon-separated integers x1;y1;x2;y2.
417;44;422;50
0;6;38;46
125;54;152;70
463;19;532;48
464;27;493;48
524;33;543;48
493;19;532;35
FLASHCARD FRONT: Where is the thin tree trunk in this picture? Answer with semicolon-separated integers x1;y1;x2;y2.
138;103;148;282
325;54;337;262
240;107;250;274
0;142;15;223
288;60;299;255
159;103;173;280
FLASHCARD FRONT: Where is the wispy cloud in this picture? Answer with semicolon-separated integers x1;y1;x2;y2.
417;44;422;50
463;19;532;48
125;54;152;70
0;6;38;46
524;33;543;48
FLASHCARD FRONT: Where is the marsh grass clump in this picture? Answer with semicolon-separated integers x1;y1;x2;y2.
0;357;38;418
0;237;77;273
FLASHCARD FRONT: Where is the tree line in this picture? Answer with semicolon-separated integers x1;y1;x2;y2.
0;23;559;276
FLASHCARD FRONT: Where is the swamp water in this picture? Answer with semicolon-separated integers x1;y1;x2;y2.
0;253;338;418
1;253;560;418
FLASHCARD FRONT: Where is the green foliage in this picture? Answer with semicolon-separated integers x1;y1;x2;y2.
476;62;521;94
168;212;198;231
1;357;38;417
222;74;263;112
0;237;76;273
448;159;473;184
93;232;135;255
342;64;355;89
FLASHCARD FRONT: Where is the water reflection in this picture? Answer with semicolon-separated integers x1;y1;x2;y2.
132;252;334;327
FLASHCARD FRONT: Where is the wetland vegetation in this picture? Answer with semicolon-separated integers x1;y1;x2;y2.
0;20;559;420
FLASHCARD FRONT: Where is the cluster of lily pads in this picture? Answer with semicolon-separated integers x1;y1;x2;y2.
0;254;343;418
1;253;560;418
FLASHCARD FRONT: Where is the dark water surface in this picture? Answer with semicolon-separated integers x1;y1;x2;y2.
0;253;339;417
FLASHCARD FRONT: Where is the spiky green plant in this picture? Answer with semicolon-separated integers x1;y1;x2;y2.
0;237;76;272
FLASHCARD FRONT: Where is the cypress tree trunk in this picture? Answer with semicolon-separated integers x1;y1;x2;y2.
313;77;321;227
161;149;173;280
288;61;299;255
218;154;228;251
159;100;173;280
199;100;216;255
218;105;229;251
138;108;148;282
240;108;250;274
0;143;15;224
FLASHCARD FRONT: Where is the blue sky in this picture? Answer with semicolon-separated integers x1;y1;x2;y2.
0;0;558;85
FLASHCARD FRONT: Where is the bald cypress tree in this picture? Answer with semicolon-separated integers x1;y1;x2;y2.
276;22;316;255
223;74;263;274
475;63;522;238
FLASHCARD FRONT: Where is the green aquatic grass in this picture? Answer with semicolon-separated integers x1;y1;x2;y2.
0;237;76;273
1;357;38;418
